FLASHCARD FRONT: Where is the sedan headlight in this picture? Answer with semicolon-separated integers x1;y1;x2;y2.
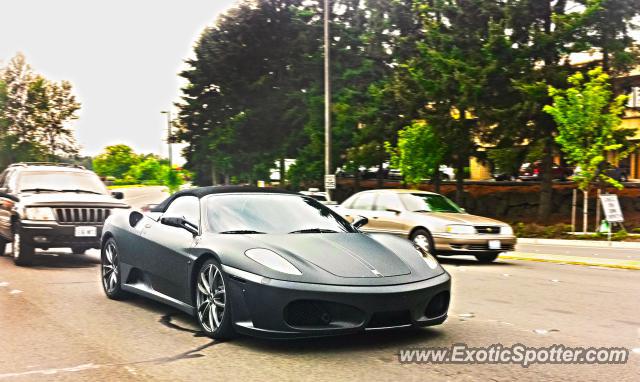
445;224;476;234
245;248;302;275
24;207;56;221
500;225;514;235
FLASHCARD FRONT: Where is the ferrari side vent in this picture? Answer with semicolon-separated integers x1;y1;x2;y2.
425;291;450;319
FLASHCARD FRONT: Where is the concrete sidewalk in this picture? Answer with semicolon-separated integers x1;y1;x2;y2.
504;237;640;269
517;237;640;249
500;252;640;270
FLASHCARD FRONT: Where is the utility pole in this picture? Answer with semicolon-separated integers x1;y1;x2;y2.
324;0;332;199
160;110;172;167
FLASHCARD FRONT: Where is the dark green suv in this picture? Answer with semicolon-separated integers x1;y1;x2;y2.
0;163;129;266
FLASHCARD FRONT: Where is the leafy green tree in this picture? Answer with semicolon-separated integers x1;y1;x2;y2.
125;156;165;183
543;67;633;231
385;121;444;187
92;144;141;179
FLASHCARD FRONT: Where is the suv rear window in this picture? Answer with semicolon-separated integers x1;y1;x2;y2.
17;171;109;195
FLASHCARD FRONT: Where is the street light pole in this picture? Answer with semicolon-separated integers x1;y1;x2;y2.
324;0;332;198
160;110;172;167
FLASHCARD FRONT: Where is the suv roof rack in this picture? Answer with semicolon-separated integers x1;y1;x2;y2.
8;162;86;170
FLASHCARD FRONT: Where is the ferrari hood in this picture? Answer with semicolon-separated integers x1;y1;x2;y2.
202;232;444;286
252;234;411;278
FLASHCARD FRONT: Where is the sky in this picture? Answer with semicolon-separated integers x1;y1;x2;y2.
1;2;638;164
0;0;238;164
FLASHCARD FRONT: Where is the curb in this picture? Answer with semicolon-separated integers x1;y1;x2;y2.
517;237;640;249
500;252;640;270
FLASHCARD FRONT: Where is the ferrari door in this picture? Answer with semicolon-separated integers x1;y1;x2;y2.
136;195;200;304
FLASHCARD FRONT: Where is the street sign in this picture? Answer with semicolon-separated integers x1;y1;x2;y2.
599;194;624;223
324;174;336;190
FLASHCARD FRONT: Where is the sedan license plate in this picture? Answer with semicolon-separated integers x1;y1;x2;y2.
75;226;97;237
488;240;501;249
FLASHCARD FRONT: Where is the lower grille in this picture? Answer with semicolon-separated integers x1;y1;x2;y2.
367;310;412;329
55;208;111;224
451;243;515;251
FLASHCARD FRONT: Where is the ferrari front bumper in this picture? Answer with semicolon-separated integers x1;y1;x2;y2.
222;266;451;339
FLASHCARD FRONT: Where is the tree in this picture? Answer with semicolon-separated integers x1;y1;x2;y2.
385;121;444;187
543;67;633;231
92;144;141;179
0;53;81;167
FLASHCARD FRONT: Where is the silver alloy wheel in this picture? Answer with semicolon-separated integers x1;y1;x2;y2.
413;234;430;252
102;242;119;293
13;232;20;259
196;263;226;333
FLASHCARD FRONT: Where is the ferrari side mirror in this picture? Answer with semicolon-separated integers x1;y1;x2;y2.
352;216;369;229
161;216;199;236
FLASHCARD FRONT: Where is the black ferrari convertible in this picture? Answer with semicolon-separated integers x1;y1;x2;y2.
100;186;450;339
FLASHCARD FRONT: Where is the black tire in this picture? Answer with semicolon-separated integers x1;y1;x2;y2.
475;252;500;263
101;238;129;300
71;247;89;255
0;238;6;256
410;228;436;256
13;223;35;266
195;259;236;340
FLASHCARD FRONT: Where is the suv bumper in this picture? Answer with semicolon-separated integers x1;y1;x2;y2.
19;220;103;249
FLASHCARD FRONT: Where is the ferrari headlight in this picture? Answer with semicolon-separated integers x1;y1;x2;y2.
500;225;513;235
245;248;302;275
24;207;56;221
414;246;439;270
423;252;439;269
445;224;476;235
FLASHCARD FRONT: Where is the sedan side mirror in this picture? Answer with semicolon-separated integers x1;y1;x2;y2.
111;191;124;200
352;216;369;229
161;216;199;236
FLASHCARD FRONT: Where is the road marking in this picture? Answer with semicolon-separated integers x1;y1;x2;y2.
0;282;8;287
0;364;99;379
8;289;21;294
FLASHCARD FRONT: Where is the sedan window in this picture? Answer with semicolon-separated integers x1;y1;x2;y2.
351;193;376;210
375;193;404;211
400;193;462;213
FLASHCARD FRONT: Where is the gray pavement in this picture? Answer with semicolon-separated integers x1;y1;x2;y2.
0;186;638;381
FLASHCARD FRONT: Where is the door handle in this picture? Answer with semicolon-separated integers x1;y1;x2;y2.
144;223;152;228
372;216;379;219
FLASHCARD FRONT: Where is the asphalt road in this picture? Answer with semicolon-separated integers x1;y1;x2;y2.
0;186;638;381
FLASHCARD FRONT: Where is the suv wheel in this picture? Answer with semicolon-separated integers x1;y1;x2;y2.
13;223;35;266
0;238;7;256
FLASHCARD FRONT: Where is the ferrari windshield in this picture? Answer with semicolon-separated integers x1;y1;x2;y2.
400;193;463;213
205;194;356;234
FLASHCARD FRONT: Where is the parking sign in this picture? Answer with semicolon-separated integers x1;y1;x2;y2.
324;174;336;190
599;194;624;223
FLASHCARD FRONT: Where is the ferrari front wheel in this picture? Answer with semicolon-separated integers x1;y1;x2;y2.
195;259;235;339
101;238;128;300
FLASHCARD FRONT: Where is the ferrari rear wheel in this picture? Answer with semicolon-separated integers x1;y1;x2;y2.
101;238;128;300
195;259;235;339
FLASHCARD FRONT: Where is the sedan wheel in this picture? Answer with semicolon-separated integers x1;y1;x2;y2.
101;238;128;299
195;260;235;339
411;229;435;255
